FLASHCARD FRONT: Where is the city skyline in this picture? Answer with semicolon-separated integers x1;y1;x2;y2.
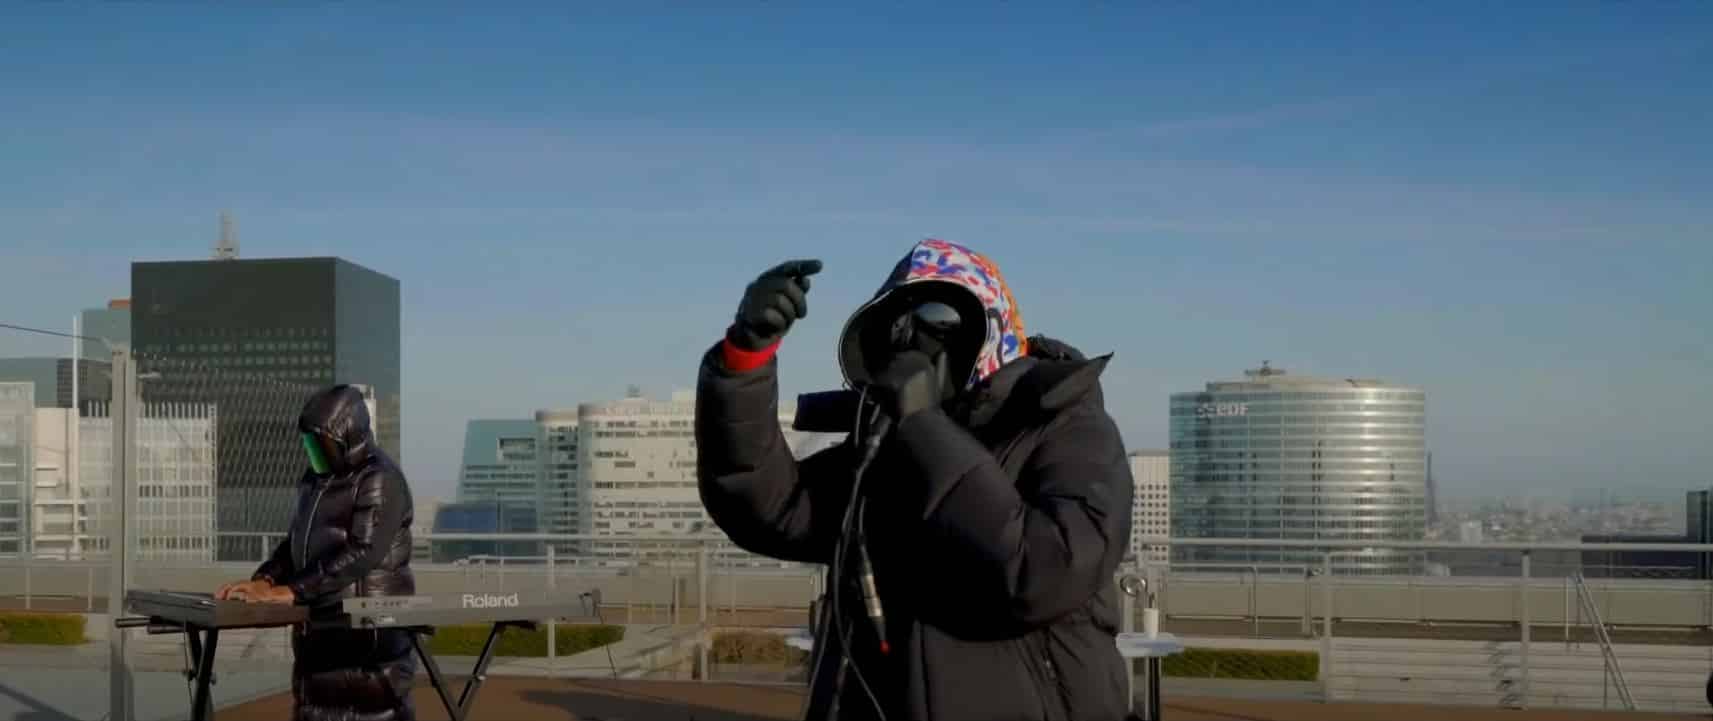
2;4;1709;503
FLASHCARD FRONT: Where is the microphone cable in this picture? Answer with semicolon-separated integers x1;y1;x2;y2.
820;387;888;720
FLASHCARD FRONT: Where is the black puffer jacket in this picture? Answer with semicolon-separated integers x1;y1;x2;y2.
254;385;417;721
696;336;1134;721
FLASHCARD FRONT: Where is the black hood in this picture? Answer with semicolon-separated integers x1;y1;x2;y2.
297;385;376;476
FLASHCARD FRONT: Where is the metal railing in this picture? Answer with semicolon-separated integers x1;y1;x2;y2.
4;533;1713;716
1575;572;1637;710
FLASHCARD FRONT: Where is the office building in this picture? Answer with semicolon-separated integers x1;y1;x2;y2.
31;403;217;561
1170;363;1429;575
1566;490;1713;580
430;500;541;563
79;300;132;360
457;420;546;508
451;391;837;566
0;360;59;409
534;409;582;544
578;389;816;567
0;300;131;413
454;416;582;553
412;496;441;562
1128;450;1170;567
132;257;401;560
1690;489;1713;579
0;383;34;555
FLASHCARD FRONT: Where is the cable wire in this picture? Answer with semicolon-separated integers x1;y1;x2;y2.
825;390;887;720
0;320;107;342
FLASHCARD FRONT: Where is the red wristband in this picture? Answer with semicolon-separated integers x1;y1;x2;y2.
721;337;781;373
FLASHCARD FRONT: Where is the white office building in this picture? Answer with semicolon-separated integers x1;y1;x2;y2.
0;383;33;555
578;389;834;568
1128;450;1170;567
30;402;216;561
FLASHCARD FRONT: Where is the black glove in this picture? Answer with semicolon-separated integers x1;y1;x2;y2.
730;259;823;351
870;350;951;422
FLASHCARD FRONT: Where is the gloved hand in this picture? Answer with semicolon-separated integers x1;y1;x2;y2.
730;259;823;351
870;350;951;422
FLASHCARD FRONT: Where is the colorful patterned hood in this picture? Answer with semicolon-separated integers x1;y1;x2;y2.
838;239;1028;390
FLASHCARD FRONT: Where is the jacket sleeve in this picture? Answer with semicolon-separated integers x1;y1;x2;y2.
282;467;410;600
252;537;292;583
897;403;1133;628
695;344;853;565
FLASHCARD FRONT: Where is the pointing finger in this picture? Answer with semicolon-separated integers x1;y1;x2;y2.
768;259;823;279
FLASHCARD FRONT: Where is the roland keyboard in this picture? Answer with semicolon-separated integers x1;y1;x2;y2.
116;588;606;721
339;591;602;628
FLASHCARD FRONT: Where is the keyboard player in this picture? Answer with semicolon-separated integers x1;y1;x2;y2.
215;385;419;721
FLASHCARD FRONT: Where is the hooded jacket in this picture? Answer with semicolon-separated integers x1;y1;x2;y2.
254;385;418;721
697;240;1135;721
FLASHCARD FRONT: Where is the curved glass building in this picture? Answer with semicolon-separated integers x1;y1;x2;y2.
1170;363;1427;575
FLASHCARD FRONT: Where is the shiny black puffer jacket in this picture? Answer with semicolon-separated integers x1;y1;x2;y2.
254;385;417;721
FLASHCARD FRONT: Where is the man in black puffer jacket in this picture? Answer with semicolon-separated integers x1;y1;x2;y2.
696;239;1134;721
217;384;418;721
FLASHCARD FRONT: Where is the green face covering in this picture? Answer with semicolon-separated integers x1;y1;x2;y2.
302;432;333;475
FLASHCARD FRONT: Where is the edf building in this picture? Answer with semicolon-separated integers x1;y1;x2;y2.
1170;363;1428;575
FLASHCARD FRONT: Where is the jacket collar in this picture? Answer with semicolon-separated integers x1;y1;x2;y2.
951;349;1111;430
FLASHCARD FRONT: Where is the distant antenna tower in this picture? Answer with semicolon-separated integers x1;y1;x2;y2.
214;211;240;260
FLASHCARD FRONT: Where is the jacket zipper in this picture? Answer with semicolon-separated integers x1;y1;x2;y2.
297;482;328;572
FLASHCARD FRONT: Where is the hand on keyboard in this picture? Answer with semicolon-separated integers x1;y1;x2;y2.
216;579;268;601
245;585;296;604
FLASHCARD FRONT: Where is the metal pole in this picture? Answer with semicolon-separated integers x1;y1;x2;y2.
1120;575;1136;713
546;545;557;665
1320;552;1333;702
1249;565;1259;637
1302;568;1312;637
670;550;680;626
69;313;81;558
697;541;709;682
107;345;136;721
1520;550;1532;709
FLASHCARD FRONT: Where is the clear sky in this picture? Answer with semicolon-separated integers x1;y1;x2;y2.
2;3;1709;503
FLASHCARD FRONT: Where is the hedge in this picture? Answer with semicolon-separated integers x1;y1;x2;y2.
705;632;1318;682
710;630;808;666
425;623;623;657
0;612;87;645
1161;647;1318;681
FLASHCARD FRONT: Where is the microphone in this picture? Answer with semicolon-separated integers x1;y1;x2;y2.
859;413;892;471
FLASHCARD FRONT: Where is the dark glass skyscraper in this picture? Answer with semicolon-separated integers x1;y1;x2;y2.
132;258;400;560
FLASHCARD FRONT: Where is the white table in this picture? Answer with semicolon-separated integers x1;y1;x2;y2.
782;630;1184;719
1117;632;1183;721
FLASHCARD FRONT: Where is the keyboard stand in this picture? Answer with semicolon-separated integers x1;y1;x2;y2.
408;621;536;721
114;618;223;721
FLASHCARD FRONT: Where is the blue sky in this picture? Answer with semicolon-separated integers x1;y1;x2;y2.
2;3;1709;502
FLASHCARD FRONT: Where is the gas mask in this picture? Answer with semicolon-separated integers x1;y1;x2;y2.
852;283;985;403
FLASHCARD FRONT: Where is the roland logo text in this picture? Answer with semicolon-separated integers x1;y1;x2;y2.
461;593;520;609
